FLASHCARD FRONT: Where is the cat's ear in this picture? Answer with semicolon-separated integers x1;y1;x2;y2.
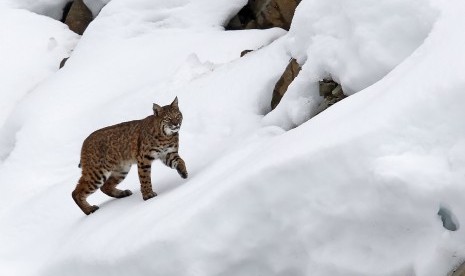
171;96;179;109
153;103;162;116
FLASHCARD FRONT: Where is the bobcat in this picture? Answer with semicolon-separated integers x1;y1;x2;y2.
72;97;188;215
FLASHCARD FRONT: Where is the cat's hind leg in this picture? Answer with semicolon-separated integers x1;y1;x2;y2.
101;165;132;198
72;172;105;215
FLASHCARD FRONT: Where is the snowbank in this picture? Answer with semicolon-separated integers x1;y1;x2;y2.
0;0;71;20
0;9;78;128
1;0;465;276
289;0;438;94
0;0;114;19
264;0;439;130
0;0;286;273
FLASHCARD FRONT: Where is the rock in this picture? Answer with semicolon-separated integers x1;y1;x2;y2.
60;1;73;23
226;2;256;30
245;20;258;29
326;85;346;107
59;57;69;69
270;66;347;115
227;15;243;30
226;0;301;31
314;79;347;115
64;0;93;35
240;50;253;57
255;0;300;30
271;58;301;110
451;262;465;276
438;206;459;231
319;79;339;97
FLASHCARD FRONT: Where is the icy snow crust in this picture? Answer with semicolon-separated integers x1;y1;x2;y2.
1;0;465;275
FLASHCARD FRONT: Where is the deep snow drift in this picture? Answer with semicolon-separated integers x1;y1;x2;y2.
1;0;465;275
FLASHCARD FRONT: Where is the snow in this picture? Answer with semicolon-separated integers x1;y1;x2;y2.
0;9;78;128
0;0;110;20
1;0;465;275
264;0;439;130
83;0;111;17
0;0;71;20
288;0;438;94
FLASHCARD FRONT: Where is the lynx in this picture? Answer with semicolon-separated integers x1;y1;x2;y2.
72;97;188;215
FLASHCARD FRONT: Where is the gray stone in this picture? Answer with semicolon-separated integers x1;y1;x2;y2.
319;79;338;97
315;79;347;115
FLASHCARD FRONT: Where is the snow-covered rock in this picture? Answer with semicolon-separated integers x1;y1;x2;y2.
64;0;93;35
265;0;439;130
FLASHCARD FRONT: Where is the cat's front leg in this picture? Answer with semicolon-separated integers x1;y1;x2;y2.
163;152;188;179
137;156;157;200
175;158;188;179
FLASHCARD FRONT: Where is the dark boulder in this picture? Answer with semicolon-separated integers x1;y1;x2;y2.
227;0;301;31
64;0;93;35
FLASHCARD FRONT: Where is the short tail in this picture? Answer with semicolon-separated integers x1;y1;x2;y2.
78;163;82;168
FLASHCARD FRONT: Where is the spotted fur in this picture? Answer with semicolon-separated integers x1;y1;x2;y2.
72;97;187;215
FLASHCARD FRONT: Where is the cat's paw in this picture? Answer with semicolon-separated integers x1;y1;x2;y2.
176;161;188;179
177;167;188;179
84;205;99;215
143;191;157;201
117;189;132;198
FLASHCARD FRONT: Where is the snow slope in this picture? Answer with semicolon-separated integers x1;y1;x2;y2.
0;9;78;128
264;0;439;129
1;0;465;275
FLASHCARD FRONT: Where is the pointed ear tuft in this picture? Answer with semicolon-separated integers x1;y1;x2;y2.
171;96;179;108
153;103;162;116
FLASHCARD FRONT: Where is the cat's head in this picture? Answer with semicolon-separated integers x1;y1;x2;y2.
153;97;183;135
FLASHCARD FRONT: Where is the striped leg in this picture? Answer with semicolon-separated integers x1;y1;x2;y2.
100;165;132;198
72;172;105;215
137;156;156;200
162;152;188;179
101;166;132;198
